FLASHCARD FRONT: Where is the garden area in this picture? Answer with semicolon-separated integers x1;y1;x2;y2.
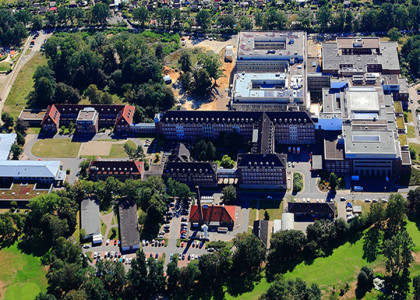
31;139;81;158
0;183;49;200
318;172;346;191
0;61;11;72
0;244;48;300
292;172;303;193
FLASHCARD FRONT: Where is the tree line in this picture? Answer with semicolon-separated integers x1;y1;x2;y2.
29;31;177;122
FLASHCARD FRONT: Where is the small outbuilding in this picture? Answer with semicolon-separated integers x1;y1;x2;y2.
81;198;102;244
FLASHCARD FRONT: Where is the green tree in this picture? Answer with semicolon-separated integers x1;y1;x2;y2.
220;155;235;169
255;10;263;27
297;8;313;30
293;172;303;192
221;185;236;204
198;51;223;83
133;6;149;28
386;193;407;234
261;277;321;300
155;43;164;60
388;27;401;42
91;3;111;24
407;187;420;215
317;5;331;32
127;250;148;298
329;172;338;190
179;51;192;73
193;68;212;95
196;10;211;31
356;266;374;298
264;210;270;220
413;275;420;300
11;144;22;160
124;142;144;160
239;16;253;30
232;233;266;274
1;112;14;129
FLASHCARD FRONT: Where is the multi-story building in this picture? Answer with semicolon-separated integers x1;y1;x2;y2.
88;160;144;181
162;161;218;188
76;107;99;134
237;153;287;189
39;104;135;134
155;110;315;145
232;31;308;111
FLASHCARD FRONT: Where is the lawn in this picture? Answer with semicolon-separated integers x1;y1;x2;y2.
101;219;107;237
72;211;80;243
0;61;12;72
0;183;49;200
31;139;81;158
226;220;420;299
4;53;48;120
0;244;47;300
247;200;284;233
407;125;416;138
107;227;119;240
106;141;135;158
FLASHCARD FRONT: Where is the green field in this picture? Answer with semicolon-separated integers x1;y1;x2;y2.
0;244;47;300
106;141;135;158
4;53;48;120
0;61;11;72
31;139;81;158
407;125;416;138
226;220;420;299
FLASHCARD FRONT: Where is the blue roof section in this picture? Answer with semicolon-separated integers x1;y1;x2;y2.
331;81;348;89
0;133;17;161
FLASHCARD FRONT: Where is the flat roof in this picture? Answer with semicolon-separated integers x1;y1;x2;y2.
347;89;379;112
233;72;304;101
322;40;400;72
77;108;98;121
19;109;47;120
81;198;100;236
0;133;16;161
0;160;61;179
238;31;305;58
343;125;399;158
324;132;345;161
118;200;140;248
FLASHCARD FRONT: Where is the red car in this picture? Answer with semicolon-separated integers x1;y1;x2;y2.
114;239;118;246
181;242;184;247
161;240;165;246
180;230;186;234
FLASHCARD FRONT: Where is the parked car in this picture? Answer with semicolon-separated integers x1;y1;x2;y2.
207;247;214;252
199;241;203;248
365;198;372;203
114;239;118;246
155;253;159;259
179;253;182;260
181;217;188;222
106;239;110;245
93;252;98;259
181;242;184;247
188;254;191;260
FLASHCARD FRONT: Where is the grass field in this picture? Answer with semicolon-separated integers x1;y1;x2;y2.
0;61;12;72
0;244;47;300
4;53;48;120
407;125;416;138
101;219;107;236
409;143;420;164
226;220;420;299
31;139;81;158
106;141;135;158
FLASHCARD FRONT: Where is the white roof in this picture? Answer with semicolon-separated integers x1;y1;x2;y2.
281;213;295;230
0;160;61;178
0;133;17;161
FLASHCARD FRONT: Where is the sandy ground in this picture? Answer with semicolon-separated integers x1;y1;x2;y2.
79;141;124;156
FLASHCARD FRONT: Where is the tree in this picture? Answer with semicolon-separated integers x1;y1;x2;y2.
293;172;303;192
218;15;236;30
79;159;93;178
255;10;263;27
11;144;22;160
91;3;111;24
124;142;144;160
54;83;81;104
220;155;235;169
166;261;180;294
410;146;417;160
193;68;212;95
196;10;211;31
263;8;287;30
222;185;236;204
96;260;126;297
232;233;266;275
133;6;149;28
407;187;420;215
386;193;407;234
239;16;253;30
383;229;414;277
267;230;307;276
414;275;420;300
317;5;331;32
179;263;200;294
356;266;374;298
1;112;14;129
198;51;223;83
179;51;192;73
264;210;270;221
388;27;401;42
329;172;338;191
15;9;32;26
33;77;56;106
363;226;382;262
127;250;148;298
297;8;313;30
155;43;164;60
261;276;321;300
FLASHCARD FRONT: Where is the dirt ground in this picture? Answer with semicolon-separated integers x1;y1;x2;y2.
164;36;238;112
79;141;124;156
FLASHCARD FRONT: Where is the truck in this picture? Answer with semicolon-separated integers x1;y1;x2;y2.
353;186;363;192
351;175;360;181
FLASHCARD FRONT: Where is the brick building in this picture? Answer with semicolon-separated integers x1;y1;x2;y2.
88;160;144;181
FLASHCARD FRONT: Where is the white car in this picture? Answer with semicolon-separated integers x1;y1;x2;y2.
372;198;378;203
288;162;291;168
365;198;372;203
110;251;114;258
106;239;110;245
381;197;388;203
93;252;98;259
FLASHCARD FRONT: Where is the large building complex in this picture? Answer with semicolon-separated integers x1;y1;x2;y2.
232;31;308;111
315;37;411;177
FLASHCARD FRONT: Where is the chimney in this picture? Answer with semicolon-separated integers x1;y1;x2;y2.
196;186;203;226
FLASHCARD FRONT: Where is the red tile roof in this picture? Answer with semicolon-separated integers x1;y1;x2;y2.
115;105;135;126
88;160;144;176
42;104;60;125
189;205;235;224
